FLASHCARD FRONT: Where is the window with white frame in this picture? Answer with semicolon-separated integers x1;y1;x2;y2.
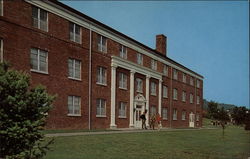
151;59;157;70
136;53;143;65
197;95;200;104
0;0;3;16
173;69;178;80
182;111;186;120
190;93;194;103
32;6;48;31
0;39;3;62
119;72;127;89
182;91;186;102
97;35;107;53
162;108;168;120
30;48;48;73
173;88;178;100
190;77;194;86
163;85;168;98
197;80;200;88
119;45;127;59
119;102;126;118
97;67;107;85
96;98;106;117
69;22;81;43
183;73;186;83
136;78;143;93
196;113;200;121
173;109;177;120
163;65;168;76
150;82;156;95
68;59;81;79
150;106;156;116
68;96;81;115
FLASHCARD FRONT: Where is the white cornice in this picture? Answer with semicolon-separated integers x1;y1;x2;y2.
25;0;203;80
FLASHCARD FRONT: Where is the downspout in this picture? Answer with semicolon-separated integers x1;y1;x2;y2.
170;66;173;128
88;26;92;130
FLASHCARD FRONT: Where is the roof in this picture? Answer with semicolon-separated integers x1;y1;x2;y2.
47;0;203;78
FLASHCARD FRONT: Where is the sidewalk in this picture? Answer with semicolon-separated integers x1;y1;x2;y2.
45;127;217;137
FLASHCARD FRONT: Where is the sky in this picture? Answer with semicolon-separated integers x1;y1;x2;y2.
62;1;249;108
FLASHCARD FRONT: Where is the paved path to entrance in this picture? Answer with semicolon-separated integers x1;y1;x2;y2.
45;127;217;137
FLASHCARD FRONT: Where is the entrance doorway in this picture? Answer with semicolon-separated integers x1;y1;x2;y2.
189;112;195;128
134;105;142;128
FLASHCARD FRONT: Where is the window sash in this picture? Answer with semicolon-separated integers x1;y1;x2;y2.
97;67;106;84
68;59;81;79
197;96;200;104
119;102;126;117
190;94;194;103
182;111;186;120
119;45;127;59
162;108;168;119
97;99;106;116
150;106;156;116
136;78;143;92
190;77;194;85
182;91;186;102
163;86;168;98
197;80;200;88
30;48;48;72
68;96;80;115
173;69;178;80
70;23;81;43
151;59;157;70
163;65;168;76
98;35;107;53
32;6;48;31
173;89;178;100
119;73;127;89
137;53;143;65
183;74;186;83
0;39;3;62
0;0;3;16
196;114;200;121
173;109;177;120
151;82;156;95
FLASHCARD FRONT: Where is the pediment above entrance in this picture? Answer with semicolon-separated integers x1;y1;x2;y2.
134;93;146;102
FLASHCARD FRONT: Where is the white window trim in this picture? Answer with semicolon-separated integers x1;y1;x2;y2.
68;59;81;80
118;102;127;118
136;78;143;93
30;48;48;74
119;72;127;90
0;0;3;16
32;6;48;32
183;73;186;83
173;89;178;100
162;108;168;120
196;114;200;121
190;94;194;104
96;99;106;117
96;67;107;86
0;39;3;62
182;111;186;120
163;85;168;98
151;59;157;70
150;82;157;96
182;91;186;102
163;65;168;76
137;53;143;65
173;109;177;120
119;45;127;59
70;23;81;44
98;35;107;53
67;96;81;116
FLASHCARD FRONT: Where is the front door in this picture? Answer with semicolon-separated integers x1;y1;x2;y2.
134;105;142;128
189;112;195;128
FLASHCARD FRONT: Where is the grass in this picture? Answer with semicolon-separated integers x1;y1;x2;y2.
44;119;250;159
42;128;119;134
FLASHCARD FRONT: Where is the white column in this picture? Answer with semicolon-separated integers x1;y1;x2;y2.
145;75;150;126
158;79;162;117
129;70;135;127
110;64;117;128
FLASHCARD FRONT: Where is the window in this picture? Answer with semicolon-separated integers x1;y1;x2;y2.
173;69;178;80
150;106;156;116
68;59;81;80
136;78;143;93
151;59;157;70
163;65;168;76
163;85;168;98
30;48;48;73
197;80;200;88
197;95;200;104
0;39;3;62
150;82;156;95
183;73;186;83
97;67;107;85
173;109;177;120
190;93;194;103
182;91;186;102
119;102;126;118
96;99;106;117
97;35;107;53
173;88;178;100
196;113;200;121
0;0;3;16
119;72;127;89
162;108;168;120
119;45;127;59
68;96;81;116
32;6;48;31
190;77;194;86
69;22;81;43
137;53;143;65
182;111;186;120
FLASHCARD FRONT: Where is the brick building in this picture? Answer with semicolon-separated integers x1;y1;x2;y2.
0;0;203;129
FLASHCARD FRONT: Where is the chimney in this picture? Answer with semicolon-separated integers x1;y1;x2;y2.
156;34;167;56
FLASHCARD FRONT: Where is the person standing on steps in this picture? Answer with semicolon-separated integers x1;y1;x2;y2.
140;109;147;129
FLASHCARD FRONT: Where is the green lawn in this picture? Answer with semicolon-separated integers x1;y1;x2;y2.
44;121;250;159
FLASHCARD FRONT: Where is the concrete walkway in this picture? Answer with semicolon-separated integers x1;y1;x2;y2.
45;127;217;137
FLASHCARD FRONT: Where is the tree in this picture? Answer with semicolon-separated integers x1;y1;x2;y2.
207;101;219;120
231;106;248;125
0;62;55;159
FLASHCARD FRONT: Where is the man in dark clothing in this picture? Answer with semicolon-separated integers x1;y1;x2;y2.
140;110;147;129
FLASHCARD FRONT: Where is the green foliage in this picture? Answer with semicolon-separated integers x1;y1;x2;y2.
207;101;230;122
0;62;55;158
231;106;249;125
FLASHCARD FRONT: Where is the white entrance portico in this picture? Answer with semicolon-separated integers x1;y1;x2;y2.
134;94;146;128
